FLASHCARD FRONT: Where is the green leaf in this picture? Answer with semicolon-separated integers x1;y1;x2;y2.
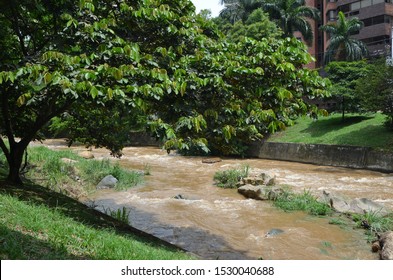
180;82;187;96
16;93;31;107
165;128;176;139
90;86;99;99
44;72;52;84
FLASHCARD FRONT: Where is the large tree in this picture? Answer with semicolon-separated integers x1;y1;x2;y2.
262;0;320;44
0;0;199;183
0;0;329;184
320;11;368;64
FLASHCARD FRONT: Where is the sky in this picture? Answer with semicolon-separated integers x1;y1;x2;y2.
190;0;224;17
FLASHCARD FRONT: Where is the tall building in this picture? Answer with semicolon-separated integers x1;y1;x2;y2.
308;0;393;67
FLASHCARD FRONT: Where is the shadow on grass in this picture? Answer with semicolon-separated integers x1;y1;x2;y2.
0;225;85;260
300;115;374;138
0;180;185;255
331;125;393;149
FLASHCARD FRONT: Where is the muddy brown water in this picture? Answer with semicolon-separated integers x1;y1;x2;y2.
40;140;393;260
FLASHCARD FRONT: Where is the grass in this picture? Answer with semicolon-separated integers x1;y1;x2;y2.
273;189;332;216
268;113;393;151
352;211;393;242
0;182;194;260
213;165;250;189
16;146;144;198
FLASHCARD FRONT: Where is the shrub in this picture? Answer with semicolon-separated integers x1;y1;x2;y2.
213;165;250;189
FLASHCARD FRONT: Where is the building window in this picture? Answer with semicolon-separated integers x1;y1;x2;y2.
327;10;337;21
362;15;391;27
339;0;390;14
350;2;361;10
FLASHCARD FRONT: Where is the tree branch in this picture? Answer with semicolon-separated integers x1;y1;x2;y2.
1;87;16;146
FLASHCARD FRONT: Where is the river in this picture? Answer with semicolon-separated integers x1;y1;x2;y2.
42;141;393;259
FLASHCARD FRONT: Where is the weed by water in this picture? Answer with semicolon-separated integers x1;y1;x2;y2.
143;163;151;176
213;165;250;189
273;189;332;216
103;206;131;225
353;211;393;233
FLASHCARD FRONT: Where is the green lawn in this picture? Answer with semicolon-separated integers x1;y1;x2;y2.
268;113;393;151
0;182;195;260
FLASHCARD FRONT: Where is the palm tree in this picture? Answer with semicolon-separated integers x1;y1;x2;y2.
262;0;320;44
320;11;368;64
219;0;263;24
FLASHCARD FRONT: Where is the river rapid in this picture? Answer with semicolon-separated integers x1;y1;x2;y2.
42;141;393;260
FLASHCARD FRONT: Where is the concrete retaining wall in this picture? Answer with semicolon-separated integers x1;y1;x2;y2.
248;142;393;173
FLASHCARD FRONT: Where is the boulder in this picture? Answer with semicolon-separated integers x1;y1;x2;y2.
320;191;389;216
238;185;283;200
96;175;118;189
79;151;94;159
242;177;265;186
379;231;393;260
320;191;351;213
265;229;284;238
238;185;266;200
349;198;389;217
260;172;276;186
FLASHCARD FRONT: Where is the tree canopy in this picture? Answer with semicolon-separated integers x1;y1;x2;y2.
324;60;370;120
219;0;263;24
356;60;393;129
215;8;282;43
0;0;329;184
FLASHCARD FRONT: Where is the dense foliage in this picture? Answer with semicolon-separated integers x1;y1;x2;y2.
214;8;282;43
356;60;393;129
324;60;370;119
0;0;329;183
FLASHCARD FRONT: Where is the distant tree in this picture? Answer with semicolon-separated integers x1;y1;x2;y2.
356;60;393;129
219;0;263;24
198;9;212;20
320;11;368;64
218;8;281;42
262;0;320;44
324;60;370;121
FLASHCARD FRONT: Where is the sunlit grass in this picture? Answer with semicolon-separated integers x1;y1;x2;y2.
268;113;393;151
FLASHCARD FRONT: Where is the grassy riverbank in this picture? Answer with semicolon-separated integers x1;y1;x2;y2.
268;113;393;151
0;147;195;260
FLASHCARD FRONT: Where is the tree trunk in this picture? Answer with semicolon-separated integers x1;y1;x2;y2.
341;95;345;122
6;143;26;185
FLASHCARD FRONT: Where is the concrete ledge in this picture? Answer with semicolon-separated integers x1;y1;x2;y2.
248;142;393;173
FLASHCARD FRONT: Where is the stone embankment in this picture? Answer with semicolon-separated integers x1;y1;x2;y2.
248;142;393;173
